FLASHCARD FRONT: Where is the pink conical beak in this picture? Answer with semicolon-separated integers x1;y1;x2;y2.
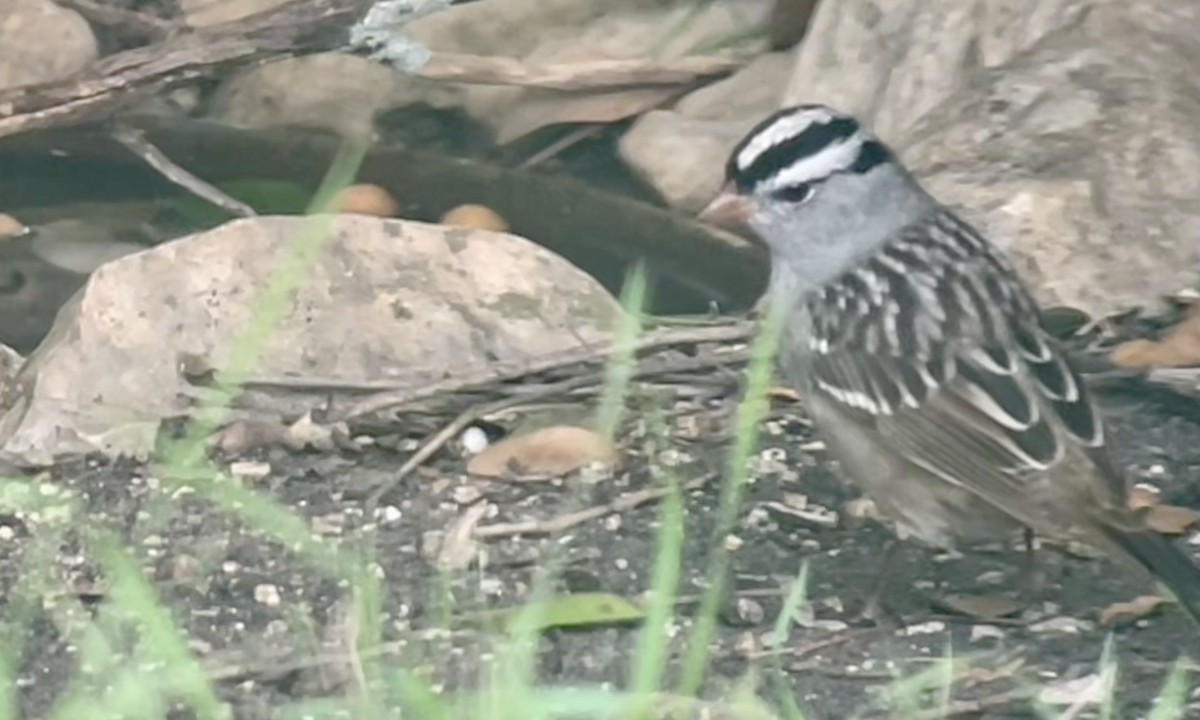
698;182;755;228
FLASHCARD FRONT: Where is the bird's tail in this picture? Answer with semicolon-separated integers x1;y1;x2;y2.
1095;518;1200;629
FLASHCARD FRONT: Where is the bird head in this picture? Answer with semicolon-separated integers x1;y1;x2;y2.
700;105;933;285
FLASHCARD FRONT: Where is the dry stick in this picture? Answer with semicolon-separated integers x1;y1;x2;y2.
336;320;755;423
417;52;746;91
362;372;607;511
111;124;258;217
0;0;372;139
363;348;749;510
748;627;887;662
0;16;740;141
519;125;605;169
881;689;1033;720
473;474;712;539
517;81;697;168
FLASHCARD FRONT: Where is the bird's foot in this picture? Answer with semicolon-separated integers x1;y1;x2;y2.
853;593;903;628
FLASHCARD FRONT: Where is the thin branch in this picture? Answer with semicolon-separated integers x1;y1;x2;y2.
112;124;257;217
363;372;605;511
472;474;712;539
0;0;373;140
336;320;755;423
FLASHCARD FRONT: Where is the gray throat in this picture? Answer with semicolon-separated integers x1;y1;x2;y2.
764;170;936;310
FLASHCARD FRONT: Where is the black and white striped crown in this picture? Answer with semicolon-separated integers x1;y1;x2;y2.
726;105;893;195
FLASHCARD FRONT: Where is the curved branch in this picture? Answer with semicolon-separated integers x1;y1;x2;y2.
0;0;373;140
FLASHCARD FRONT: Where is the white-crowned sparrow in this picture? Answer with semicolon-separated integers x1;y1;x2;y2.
701;104;1200;625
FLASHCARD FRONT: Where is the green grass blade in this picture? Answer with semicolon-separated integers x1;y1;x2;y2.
1146;657;1191;720
677;301;783;696
594;261;648;439
629;473;684;705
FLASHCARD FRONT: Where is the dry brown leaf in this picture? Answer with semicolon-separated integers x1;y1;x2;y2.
1100;594;1165;626
1110;305;1200;368
768;386;801;402
934;593;1025;621
1144;503;1200;535
466;425;619;479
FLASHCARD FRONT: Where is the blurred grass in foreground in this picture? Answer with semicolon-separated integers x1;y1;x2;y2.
0;137;1192;720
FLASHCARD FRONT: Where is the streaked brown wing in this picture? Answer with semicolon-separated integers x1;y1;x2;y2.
802;209;1119;519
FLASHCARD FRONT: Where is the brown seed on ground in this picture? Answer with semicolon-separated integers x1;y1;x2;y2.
440;204;509;232
331;184;399;217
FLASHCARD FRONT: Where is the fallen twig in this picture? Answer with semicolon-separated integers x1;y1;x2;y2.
751;627;888;662
0;0;373;140
112;123;257;217
362;372;607;511
337;319;755;424
472;474;712;539
868;689;1032;719
362;346;749;509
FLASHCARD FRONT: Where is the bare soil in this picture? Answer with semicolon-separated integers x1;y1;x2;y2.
3;378;1199;719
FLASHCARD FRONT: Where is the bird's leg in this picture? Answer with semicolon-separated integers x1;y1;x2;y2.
1020;527;1045;598
858;539;902;624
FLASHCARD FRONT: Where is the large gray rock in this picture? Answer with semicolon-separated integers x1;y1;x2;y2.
619;53;794;212
784;0;1200;315
0;216;619;465
0;0;98;91
782;0;1093;142
404;0;773;143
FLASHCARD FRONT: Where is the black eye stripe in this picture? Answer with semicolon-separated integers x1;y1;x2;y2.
849;140;891;174
771;182;814;203
731;115;862;191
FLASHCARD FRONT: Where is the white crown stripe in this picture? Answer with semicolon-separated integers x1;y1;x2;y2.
734;106;837;171
761;137;865;192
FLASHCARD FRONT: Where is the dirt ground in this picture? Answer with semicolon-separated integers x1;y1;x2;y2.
3;374;1200;719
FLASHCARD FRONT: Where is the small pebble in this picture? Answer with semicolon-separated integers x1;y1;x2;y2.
254;584;282;607
452;485;483;505
460;426;490;454
970;624;1005;642
903;620;946;636
229;461;271;481
1029;616;1093;635
736;597;765;624
976;570;1006;585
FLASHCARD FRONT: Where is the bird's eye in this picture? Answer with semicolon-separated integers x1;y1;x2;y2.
772;183;814;203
